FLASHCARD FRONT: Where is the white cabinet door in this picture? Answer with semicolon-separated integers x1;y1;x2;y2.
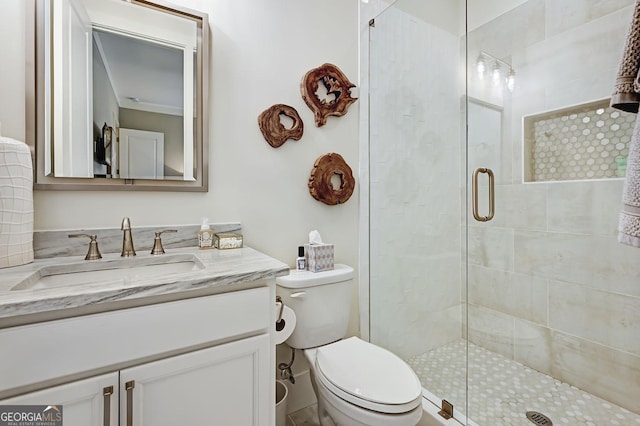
1;372;118;426
120;334;271;426
119;128;164;179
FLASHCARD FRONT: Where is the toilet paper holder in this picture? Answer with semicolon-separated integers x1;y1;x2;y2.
275;296;296;384
274;296;296;338
276;296;285;329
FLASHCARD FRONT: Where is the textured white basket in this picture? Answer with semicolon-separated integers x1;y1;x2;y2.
0;137;34;268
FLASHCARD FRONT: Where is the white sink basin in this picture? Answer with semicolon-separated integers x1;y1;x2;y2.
11;253;205;291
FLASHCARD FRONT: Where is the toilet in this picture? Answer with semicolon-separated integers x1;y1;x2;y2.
276;264;423;426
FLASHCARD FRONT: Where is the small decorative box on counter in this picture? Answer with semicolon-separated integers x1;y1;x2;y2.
304;243;334;272
214;233;243;250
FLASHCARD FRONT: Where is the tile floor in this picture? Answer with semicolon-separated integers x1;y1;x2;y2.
287;404;320;426
285;340;640;425
407;340;640;426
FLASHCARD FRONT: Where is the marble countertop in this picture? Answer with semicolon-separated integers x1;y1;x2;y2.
0;247;289;324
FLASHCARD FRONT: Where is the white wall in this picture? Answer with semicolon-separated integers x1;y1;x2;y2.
2;0;360;333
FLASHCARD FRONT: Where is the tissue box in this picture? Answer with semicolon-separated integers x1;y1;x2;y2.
304;243;334;272
214;233;243;250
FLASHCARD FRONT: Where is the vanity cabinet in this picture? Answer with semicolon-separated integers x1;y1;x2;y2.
120;334;269;425
2;336;269;426
1;372;119;426
0;285;275;426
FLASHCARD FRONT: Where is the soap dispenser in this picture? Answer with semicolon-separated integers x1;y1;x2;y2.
198;218;214;249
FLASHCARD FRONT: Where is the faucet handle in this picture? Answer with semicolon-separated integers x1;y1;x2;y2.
150;229;178;255
69;234;102;260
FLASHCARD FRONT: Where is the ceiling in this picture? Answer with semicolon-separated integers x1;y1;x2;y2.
93;29;186;116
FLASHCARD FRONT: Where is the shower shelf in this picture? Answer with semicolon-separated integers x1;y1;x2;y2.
522;98;633;183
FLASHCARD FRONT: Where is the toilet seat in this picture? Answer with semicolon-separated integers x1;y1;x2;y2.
315;337;422;414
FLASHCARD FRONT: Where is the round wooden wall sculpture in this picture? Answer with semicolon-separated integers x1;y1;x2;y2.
308;153;355;205
258;104;304;148
301;63;358;127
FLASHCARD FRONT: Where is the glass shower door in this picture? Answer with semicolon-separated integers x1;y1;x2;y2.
465;0;640;424
368;0;640;425
367;1;470;422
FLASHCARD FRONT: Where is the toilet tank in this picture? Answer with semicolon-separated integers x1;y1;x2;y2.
276;264;354;349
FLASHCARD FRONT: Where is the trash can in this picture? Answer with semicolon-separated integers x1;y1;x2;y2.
275;380;288;426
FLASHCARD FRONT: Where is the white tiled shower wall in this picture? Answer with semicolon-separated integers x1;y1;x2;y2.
467;0;640;413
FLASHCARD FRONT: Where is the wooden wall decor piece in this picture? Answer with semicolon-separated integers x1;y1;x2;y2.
301;63;358;127
258;104;304;148
308;153;355;205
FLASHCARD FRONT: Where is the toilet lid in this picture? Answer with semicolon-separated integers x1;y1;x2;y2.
315;337;422;413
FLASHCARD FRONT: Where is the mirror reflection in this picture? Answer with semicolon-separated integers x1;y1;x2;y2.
35;0;208;190
92;27;190;180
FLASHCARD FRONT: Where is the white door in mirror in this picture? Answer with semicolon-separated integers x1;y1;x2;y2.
119;129;164;179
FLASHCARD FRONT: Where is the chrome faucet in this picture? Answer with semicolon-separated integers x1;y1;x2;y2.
120;217;136;257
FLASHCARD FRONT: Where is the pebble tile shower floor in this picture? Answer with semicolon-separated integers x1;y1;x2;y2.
407;340;640;426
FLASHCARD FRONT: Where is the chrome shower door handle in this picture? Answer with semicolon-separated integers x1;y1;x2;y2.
472;167;495;222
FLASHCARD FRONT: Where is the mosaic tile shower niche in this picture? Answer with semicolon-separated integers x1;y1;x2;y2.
523;98;635;182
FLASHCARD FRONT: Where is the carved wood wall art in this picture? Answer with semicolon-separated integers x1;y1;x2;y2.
301;63;358;127
258;104;304;148
308;153;355;205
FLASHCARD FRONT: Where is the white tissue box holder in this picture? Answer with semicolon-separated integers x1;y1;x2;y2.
304;243;334;272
